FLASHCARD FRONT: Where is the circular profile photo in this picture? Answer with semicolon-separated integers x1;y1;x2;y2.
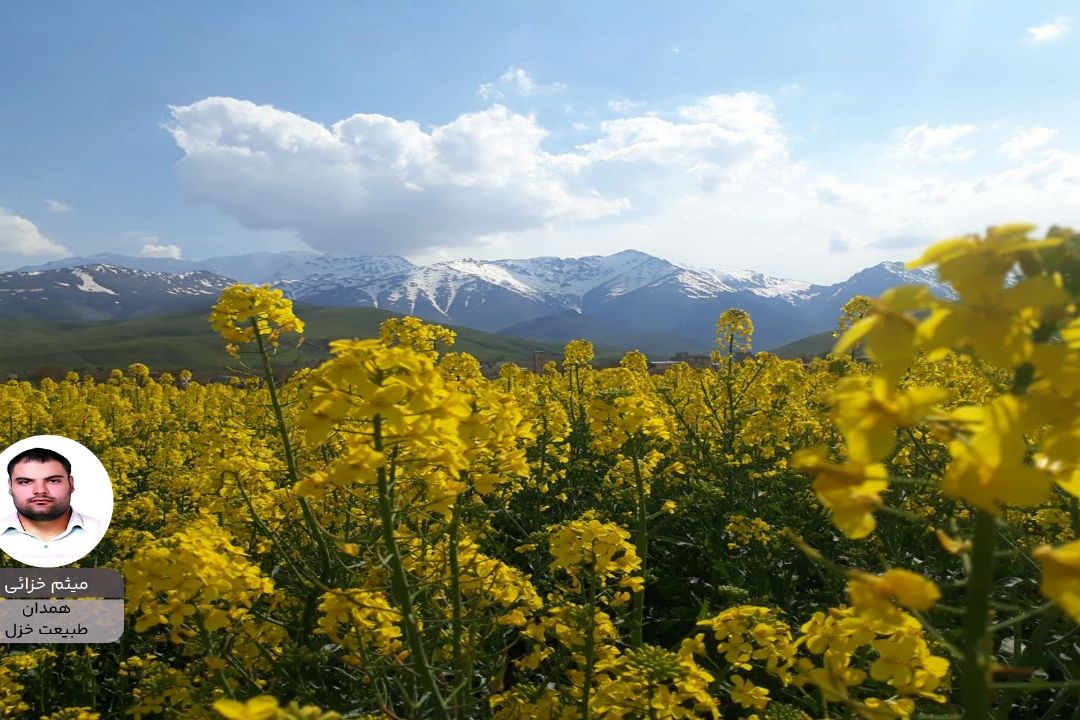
0;435;113;568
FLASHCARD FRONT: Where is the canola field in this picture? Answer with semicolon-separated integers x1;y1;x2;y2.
2;224;1080;719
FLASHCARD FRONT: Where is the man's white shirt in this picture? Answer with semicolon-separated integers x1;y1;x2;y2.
0;509;102;567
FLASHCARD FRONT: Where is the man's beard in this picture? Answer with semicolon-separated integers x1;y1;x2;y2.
18;500;69;521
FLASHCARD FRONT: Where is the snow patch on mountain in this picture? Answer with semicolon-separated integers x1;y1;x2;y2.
72;269;117;295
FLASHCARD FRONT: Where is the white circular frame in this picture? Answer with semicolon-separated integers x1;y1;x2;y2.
0;435;114;567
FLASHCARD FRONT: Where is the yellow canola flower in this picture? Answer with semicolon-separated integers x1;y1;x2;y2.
696;605;796;680
791;447;889;539
729;675;769;710
209;284;304;356
832;285;932;384
563;338;595;366
213;696;342;720
795;607;949;712
914;275;1070;369
592;645;720;719
941;395;1053;514
1033;540;1080;622
214;696;279;720
847;569;941;617
934;529;972;555
906;223;1061;305
826;377;949;463
548;517;642;583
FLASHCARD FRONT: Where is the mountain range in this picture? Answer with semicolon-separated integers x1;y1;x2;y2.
10;250;954;354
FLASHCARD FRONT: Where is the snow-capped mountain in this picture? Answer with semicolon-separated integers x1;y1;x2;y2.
273;255;416;298
11;250;958;352
0;265;233;322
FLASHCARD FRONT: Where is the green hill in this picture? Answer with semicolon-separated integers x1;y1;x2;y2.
767;330;836;359
0;305;582;379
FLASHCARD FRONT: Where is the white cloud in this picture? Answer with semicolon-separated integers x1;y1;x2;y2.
1027;17;1070;43
138;238;182;259
999;126;1058;158
0;208;69;256
44;199;71;213
608;98;645;113
579;93;787;188
166;95;1080;284
476;67;566;99
167;97;626;255
896;123;978;162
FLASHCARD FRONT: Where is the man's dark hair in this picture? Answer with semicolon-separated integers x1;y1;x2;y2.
7;448;72;477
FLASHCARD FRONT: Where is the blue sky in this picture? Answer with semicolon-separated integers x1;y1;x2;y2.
1;1;1078;282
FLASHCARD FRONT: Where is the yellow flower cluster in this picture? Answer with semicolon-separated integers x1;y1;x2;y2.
793;225;1080;623
39;708;101;720
294;338;472;512
118;655;196;719
696;605;795;680
548;516;643;592
794;606;949;717
379;315;457;357
316;588;405;663
587;390;671;454
213;696;342;720
209;284;304;356
846;569;941;620
125;516;276;642
724;515;775;550
592;644;720;718
563;339;595;367
402;534;543;626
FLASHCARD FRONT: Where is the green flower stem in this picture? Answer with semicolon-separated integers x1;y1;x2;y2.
581;568;598;720
961;509;997;717
631;449;648;649
989;601;1055;632
251;319;334;638
373;415;450;720
448;495;467;720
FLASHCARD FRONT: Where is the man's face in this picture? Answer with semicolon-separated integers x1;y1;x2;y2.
8;459;74;522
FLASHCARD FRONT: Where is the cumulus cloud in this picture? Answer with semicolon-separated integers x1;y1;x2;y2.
0;208;69;256
45;199;71;213
999;126;1058;158
165;94;1080;283
1027;17;1070;43
167;97;626;255
477;67;566;99
578;93;787;190
896;124;978;162
138;238;182;259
